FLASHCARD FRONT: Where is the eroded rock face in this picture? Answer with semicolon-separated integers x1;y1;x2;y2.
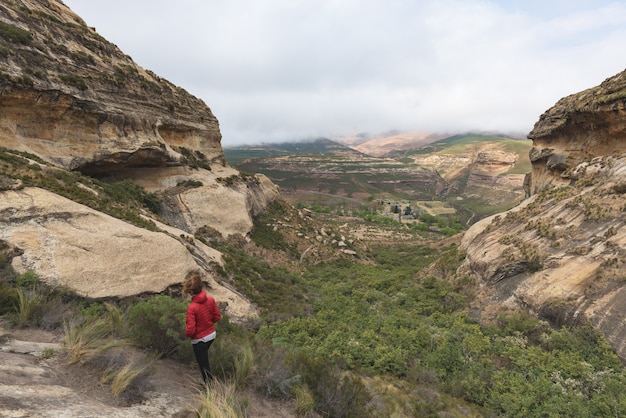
0;1;223;172
130;164;280;237
0;1;281;306
463;149;526;205
413;143;529;207
0;187;257;318
460;69;626;360
525;69;626;195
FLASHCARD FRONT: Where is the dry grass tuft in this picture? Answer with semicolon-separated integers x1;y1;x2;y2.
195;379;246;418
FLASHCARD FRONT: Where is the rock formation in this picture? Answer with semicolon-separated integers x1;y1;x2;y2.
0;187;259;318
413;143;529;207
460;69;626;360
525;70;626;195
0;0;222;171
0;0;279;312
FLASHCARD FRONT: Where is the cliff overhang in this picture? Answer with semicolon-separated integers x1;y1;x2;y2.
525;70;626;195
461;68;626;361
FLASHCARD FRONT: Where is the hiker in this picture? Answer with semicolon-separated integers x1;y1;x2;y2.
183;271;221;383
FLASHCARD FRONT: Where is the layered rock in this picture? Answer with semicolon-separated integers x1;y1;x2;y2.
460;69;626;360
525;69;626;194
0;0;281;235
130;164;280;237
0;187;258;317
412;142;529;207
0;0;222;171
0;1;280;307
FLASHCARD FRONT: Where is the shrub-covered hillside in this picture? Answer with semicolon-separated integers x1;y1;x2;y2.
1;152;626;416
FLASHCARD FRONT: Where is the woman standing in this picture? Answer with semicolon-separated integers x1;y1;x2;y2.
183;271;221;383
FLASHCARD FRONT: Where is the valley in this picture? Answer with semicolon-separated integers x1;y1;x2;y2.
1;1;626;416
225;133;532;225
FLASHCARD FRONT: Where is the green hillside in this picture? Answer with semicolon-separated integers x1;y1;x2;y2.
224;137;364;165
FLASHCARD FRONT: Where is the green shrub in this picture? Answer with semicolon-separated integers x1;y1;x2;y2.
126;295;189;360
104;179;161;214
63;315;120;364
100;357;153;398
194;225;223;246
40;347;56;359
59;74;88;91
176;179;203;188
250;200;298;257
292;352;373;418
194;380;246;418
176;146;212;170
0;281;18;315
15;270;40;288
219;245;307;318
251;339;299;399
0;21;32;44
12;286;45;327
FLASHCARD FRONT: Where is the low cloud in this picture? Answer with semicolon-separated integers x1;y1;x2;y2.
65;0;626;145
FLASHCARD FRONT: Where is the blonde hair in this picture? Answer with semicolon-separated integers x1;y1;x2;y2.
182;271;204;295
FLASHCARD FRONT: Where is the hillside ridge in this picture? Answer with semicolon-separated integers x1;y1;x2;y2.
461;68;626;361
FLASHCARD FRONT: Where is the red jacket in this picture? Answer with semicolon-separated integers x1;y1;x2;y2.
185;291;221;340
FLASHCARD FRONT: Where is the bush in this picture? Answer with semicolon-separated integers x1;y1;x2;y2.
0;21;32;44
63;313;123;365
251;340;299;399
12;286;45;327
8;271;78;330
59;74;88;91
194;380;246;418
15;271;40;288
126;295;189;360
105;179;161;214
100;356;153;398
0;281;18;315
292;353;373;417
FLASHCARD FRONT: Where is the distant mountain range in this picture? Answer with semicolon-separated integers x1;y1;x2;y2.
224;133;532;224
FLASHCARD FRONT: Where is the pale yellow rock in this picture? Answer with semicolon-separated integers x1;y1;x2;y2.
0;187;257;318
460;154;626;360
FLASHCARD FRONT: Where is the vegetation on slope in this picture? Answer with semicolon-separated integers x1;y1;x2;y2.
215;201;626;416
226;134;531;228
0;147;161;230
2;145;626;416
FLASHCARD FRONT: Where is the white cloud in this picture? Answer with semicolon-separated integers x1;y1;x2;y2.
64;0;626;145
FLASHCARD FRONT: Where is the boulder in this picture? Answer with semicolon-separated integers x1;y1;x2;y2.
0;187;257;318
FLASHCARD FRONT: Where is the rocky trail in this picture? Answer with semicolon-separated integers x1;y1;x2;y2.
0;322;295;418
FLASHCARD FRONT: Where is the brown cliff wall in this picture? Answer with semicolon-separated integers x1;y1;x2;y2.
526;69;626;195
0;0;223;172
0;1;280;304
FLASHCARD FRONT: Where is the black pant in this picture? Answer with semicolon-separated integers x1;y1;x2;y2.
192;339;214;383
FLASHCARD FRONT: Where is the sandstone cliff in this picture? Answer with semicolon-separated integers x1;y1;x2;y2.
0;0;279;311
412;141;529;208
525;70;626;194
0;186;257;318
0;0;222;171
460;69;626;360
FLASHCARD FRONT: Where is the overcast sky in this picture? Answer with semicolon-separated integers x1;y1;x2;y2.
62;0;626;146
